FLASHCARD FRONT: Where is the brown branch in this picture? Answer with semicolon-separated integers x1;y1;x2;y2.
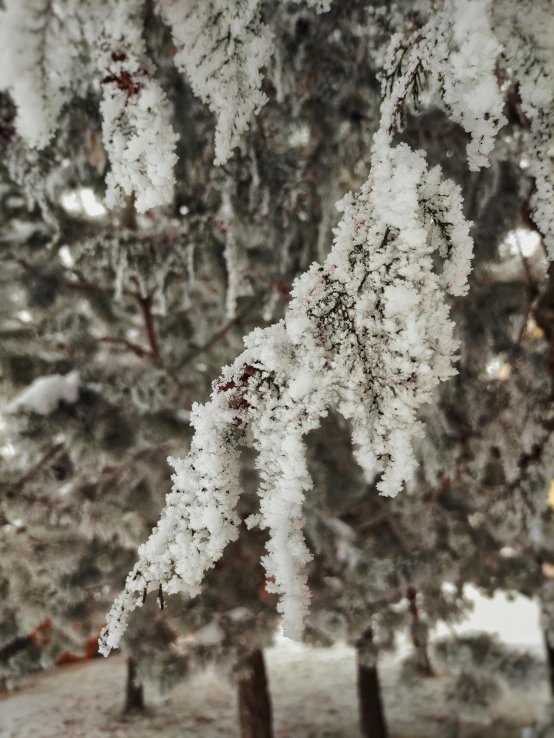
127;276;163;365
137;292;161;364
98;336;153;360
358;512;410;554
98;441;177;486
72;277;162;364
176;294;260;372
358;512;394;534
424;476;452;505
64;279;135;299
11;442;66;492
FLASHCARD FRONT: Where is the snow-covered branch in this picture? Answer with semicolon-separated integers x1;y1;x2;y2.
0;0;330;211
0;0;80;148
156;0;274;166
90;1;179;212
99;0;498;648
382;0;506;170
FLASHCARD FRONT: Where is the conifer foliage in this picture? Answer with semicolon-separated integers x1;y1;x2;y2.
97;0;550;651
2;0;554;735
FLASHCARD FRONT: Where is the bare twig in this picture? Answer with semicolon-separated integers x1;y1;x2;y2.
176;294;261;372
98;336;153;360
137;291;162;364
64;279;136;300
11;442;66;492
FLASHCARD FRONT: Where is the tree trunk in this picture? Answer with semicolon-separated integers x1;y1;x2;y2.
357;631;388;738
237;649;273;738
124;656;145;713
407;587;434;676
545;631;554;697
537;560;554;696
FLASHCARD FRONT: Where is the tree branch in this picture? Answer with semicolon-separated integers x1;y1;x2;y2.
176;294;260;372
98;336;153;360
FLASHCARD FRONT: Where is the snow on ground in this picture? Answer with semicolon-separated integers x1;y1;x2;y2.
0;591;549;738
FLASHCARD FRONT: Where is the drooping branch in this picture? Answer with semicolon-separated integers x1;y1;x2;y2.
100;131;476;653
101;0;545;654
156;0;275;166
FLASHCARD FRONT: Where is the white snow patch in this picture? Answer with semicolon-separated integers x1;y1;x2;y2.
190;621;225;646
438;585;543;648
499;228;542;259
61;188;107;217
7;371;80;416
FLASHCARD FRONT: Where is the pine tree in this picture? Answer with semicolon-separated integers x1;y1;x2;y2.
2;0;554;735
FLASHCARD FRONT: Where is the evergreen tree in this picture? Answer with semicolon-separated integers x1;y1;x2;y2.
2;0;554;735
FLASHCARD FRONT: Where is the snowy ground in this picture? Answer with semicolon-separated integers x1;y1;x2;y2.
0;590;549;738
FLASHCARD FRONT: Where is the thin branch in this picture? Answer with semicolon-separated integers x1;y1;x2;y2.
11;442;66;492
98;441;177;486
137;292;162;364
176;294;261;372
358;511;410;554
98;336;153;360
64;279;135;300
